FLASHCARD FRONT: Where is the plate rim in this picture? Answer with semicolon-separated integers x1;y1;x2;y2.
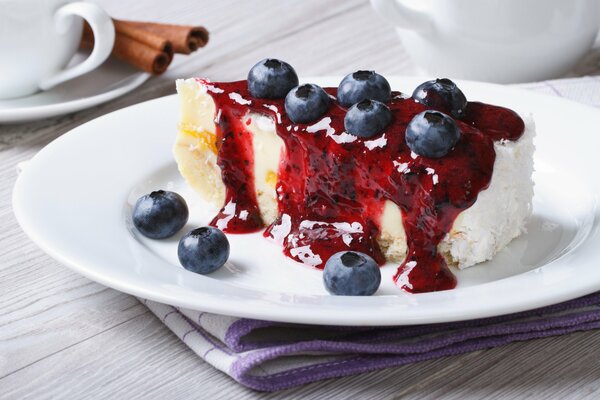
12;76;600;326
0;71;150;123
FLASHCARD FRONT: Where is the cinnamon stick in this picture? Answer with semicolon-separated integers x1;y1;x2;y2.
116;20;209;54
81;19;208;75
82;23;171;75
114;19;173;61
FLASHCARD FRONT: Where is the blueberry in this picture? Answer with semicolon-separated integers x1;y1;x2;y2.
178;227;230;274
344;99;392;138
323;251;381;296
406;111;460;158
284;83;331;123
412;78;467;118
337;70;391;108
132;190;188;239
247;58;299;99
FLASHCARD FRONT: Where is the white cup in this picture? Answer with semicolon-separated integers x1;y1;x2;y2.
371;0;600;83
0;0;115;99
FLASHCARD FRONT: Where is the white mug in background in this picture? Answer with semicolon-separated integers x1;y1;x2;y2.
0;0;114;99
371;0;600;83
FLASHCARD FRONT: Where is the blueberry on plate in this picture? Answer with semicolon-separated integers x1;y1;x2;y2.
247;58;299;99
412;78;467;118
337;70;391;108
344;99;392;138
406;110;461;158
284;83;331;123
323;251;381;296
178;227;230;274
132;190;188;239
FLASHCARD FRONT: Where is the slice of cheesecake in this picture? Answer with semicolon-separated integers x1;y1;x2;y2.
174;77;534;293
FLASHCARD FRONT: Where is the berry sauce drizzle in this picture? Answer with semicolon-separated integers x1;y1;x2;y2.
200;79;524;293
209;104;263;232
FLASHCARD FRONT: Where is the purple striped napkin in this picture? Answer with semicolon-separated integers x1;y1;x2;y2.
143;77;600;392
143;293;600;392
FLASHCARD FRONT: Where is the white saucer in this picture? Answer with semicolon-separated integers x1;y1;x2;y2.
0;52;150;124
12;77;600;326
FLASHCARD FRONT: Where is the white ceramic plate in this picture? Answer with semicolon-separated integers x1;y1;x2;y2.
13;77;600;326
0;52;150;124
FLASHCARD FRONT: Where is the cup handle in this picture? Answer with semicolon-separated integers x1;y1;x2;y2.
370;0;433;33
38;2;115;91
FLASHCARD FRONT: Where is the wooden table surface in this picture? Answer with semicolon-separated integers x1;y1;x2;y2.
2;1;600;398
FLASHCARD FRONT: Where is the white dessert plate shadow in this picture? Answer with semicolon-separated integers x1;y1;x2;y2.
0;52;150;124
12;77;600;326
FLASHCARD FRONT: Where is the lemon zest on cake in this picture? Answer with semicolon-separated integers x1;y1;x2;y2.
179;127;217;154
266;170;278;187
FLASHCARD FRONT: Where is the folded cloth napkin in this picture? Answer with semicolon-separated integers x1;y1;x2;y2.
143;76;600;392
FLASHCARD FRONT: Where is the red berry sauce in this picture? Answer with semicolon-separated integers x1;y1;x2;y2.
199;79;524;293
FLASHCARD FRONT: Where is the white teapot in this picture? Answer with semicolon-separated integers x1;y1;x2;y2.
371;0;600;83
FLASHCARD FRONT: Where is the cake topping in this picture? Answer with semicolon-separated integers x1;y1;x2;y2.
284;83;331;123
364;134;387;150
228;92;252;105
405;111;461;158
412;78;467;118
196;63;525;293
247;58;299;99
337;70;391;107
263;104;282;123
344;99;392;138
